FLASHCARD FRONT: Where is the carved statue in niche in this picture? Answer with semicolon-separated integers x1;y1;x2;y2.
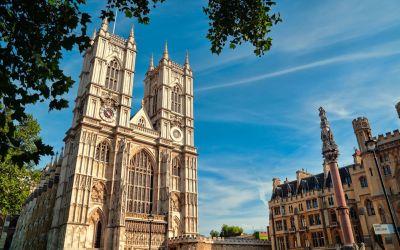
171;197;180;212
91;182;106;203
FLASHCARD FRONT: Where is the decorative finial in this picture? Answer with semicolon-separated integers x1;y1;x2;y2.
184;49;190;69
60;147;64;158
319;107;339;163
92;28;97;40
396;101;400;119
129;24;134;37
162;40;169;60
141;99;145;107
148;53;154;71
101;17;108;32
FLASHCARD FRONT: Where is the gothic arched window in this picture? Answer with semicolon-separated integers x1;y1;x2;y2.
105;59;120;91
365;199;375;216
127;150;154;214
171;85;182;114
359;176;368;188
95;140;110;163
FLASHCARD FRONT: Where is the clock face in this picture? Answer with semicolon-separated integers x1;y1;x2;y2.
170;127;183;142
103;108;114;119
100;105;116;122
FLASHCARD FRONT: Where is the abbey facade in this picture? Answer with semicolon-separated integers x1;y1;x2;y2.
11;19;198;250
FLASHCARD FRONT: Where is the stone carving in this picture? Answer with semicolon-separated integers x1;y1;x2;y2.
170;114;183;128
319;107;339;163
91;181;106;203
172;197;180;212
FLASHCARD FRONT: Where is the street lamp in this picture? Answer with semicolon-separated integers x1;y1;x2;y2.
148;213;154;250
365;138;400;245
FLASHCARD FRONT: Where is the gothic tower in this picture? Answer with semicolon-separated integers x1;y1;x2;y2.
352;117;372;153
143;42;198;237
41;20;198;250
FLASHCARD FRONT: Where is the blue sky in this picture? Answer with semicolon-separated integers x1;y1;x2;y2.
30;0;400;235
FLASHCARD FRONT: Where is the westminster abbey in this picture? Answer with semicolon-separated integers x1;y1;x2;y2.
11;19;198;250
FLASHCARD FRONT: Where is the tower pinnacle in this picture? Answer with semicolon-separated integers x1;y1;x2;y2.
319;107;339;163
184;50;190;69
148;54;154;71
128;24;135;44
90;28;97;45
162;40;169;60
100;17;108;32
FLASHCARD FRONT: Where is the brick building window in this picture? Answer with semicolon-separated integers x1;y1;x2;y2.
328;196;334;206
312;198;318;208
365;199;375;216
276;221;283;231
383;165;391;176
312;232;324;247
306;200;312;210
359;176;368;188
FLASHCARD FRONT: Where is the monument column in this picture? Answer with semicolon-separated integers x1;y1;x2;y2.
318;107;355;249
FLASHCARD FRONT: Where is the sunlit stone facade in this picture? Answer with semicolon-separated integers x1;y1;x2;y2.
269;105;400;250
11;19;198;250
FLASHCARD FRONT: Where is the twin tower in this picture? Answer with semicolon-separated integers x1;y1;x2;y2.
12;19;198;250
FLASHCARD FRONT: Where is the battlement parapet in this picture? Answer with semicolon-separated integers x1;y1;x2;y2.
375;129;400;144
352;117;370;131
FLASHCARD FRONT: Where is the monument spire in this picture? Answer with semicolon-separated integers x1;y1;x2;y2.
318;107;355;248
319;107;339;163
148;53;154;71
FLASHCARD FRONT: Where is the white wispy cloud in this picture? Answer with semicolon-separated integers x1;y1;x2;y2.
196;42;400;92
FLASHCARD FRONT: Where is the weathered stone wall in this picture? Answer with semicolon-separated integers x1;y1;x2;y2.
168;235;271;250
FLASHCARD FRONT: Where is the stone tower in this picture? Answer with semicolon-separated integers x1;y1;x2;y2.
352;117;372;153
12;20;198;250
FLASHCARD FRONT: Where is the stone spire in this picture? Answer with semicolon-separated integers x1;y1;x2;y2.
162;40;169;60
148;54;154;71
90;28;97;45
184;50;190;69
128;24;134;44
396;101;400;119
319;107;339;163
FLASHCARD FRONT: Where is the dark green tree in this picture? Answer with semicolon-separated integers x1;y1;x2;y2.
0;112;43;216
210;229;220;237
220;224;244;237
0;0;281;166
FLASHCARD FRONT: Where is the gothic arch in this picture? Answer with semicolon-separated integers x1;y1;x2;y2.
87;208;104;248
130;146;157;168
105;55;123;67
